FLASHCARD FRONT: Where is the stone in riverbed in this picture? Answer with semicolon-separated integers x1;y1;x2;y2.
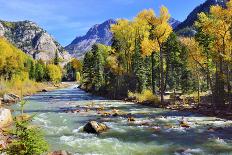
48;150;71;155
3;93;20;103
127;116;135;122
83;121;109;134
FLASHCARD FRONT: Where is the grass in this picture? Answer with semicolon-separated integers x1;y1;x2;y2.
0;78;47;97
128;89;160;104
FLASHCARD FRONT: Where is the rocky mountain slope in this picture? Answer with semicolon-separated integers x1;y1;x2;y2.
175;0;227;32
0;20;71;62
65;18;180;58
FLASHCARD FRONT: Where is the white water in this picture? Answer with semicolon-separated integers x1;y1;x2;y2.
11;85;232;155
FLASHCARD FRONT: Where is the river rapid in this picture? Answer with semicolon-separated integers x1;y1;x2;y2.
11;85;232;155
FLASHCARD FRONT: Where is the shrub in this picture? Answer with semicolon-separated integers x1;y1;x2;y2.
5;119;49;155
128;89;160;104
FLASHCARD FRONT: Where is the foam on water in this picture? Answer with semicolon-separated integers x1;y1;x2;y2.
10;84;232;155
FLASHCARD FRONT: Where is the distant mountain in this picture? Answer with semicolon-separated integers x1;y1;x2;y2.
0;20;71;63
175;0;227;33
66;18;180;58
65;19;116;58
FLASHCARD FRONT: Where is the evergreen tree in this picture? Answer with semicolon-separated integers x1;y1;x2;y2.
82;51;94;90
54;50;59;65
29;60;35;80
92;44;104;91
132;41;146;92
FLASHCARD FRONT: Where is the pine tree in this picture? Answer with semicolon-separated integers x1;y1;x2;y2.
82;51;94;90
132;41;146;92
92;44;104;91
54;50;59;65
29;60;35;80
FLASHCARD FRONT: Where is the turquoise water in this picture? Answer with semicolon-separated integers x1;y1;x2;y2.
11;85;232;155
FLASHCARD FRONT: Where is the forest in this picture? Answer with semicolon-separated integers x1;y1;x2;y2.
81;2;232;110
0;1;232;154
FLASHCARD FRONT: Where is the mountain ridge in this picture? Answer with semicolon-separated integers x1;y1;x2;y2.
0;20;71;63
175;0;227;31
65;18;180;58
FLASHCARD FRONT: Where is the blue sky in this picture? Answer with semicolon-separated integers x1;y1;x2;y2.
0;0;205;46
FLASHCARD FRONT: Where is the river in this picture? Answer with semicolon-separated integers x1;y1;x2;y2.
11;84;232;155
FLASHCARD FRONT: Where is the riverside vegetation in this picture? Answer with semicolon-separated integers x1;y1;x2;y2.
81;2;232;116
0;1;231;155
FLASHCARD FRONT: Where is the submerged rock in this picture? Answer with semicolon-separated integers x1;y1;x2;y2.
0;108;13;128
127;116;136;122
180;121;190;128
48;150;71;155
83;121;109;134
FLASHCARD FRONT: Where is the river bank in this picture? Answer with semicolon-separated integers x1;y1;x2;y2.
9;85;232;155
0;81;74;105
79;85;232;121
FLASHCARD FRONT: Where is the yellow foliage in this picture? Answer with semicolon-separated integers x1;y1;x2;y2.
76;71;81;82
128;89;160;104
0;37;32;79
195;1;232;63
47;64;62;84
137;6;173;56
180;37;207;73
0;78;47;97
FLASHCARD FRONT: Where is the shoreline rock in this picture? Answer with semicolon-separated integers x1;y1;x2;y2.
0;108;13;128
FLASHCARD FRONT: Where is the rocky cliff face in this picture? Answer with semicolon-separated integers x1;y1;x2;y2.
0;20;71;62
175;0;227;32
65;19;116;58
66;18;180;58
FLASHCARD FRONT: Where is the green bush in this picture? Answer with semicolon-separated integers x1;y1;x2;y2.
5;119;49;155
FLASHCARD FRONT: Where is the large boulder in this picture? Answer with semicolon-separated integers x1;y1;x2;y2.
0;108;13;128
3;93;20;103
83;121;109;134
48;150;71;155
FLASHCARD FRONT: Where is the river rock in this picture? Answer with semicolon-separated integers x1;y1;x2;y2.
0;108;13;128
48;150;71;155
3;93;20;103
41;89;48;92
83;121;109;134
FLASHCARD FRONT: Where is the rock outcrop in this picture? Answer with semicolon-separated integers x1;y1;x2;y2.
0;20;71;63
83;121;109;134
0;108;13;128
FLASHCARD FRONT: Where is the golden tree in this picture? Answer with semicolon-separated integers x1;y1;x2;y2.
181;37;207;103
195;1;232;107
138;6;173;104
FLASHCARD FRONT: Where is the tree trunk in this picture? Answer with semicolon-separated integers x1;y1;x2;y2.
197;74;200;104
151;52;156;94
227;64;232;107
160;48;164;105
214;57;225;109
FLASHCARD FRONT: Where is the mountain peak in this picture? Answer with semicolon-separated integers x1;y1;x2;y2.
66;18;179;58
175;0;227;31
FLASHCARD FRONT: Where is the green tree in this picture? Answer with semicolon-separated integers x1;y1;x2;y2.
35;63;45;82
54;50;59;65
92;44;105;91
